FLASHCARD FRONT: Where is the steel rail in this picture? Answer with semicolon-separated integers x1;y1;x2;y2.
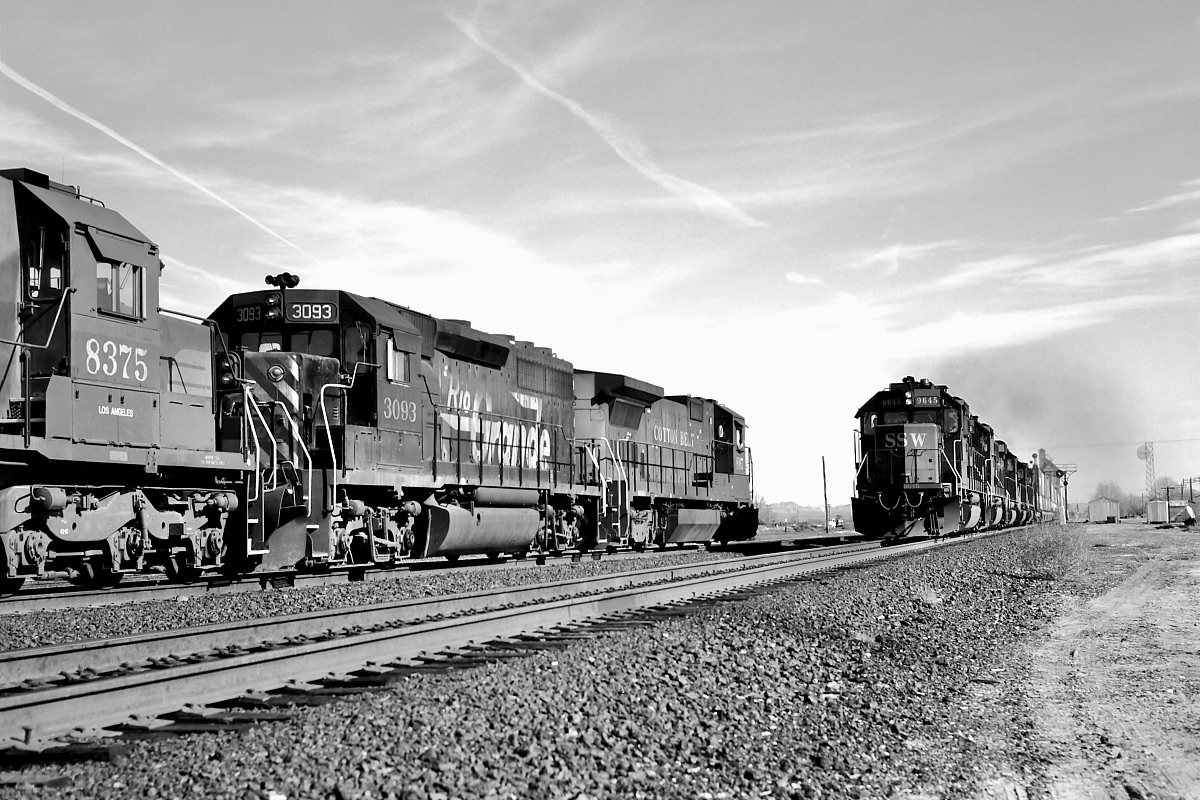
0;534;983;743
0;544;881;686
0;539;868;615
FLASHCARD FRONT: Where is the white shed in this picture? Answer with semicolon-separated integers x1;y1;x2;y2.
1087;498;1120;523
1147;500;1170;524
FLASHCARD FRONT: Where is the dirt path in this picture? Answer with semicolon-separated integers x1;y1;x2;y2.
979;525;1200;800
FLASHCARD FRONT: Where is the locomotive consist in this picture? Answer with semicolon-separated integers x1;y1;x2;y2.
852;377;1063;542
0;167;756;585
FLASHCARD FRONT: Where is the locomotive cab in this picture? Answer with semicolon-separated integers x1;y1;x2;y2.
0;168;238;583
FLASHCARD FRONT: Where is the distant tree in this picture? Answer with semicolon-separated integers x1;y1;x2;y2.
1092;481;1123;501
1153;476;1180;503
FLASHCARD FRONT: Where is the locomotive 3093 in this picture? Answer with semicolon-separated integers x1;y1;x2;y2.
0;167;757;585
851;377;1063;542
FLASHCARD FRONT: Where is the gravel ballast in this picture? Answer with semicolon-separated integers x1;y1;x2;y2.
0;549;748;651
2;527;1126;798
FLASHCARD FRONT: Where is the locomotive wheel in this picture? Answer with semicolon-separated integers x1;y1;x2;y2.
485;552;502;562
0;577;25;596
165;555;203;583
444;554;460;563
76;560;122;588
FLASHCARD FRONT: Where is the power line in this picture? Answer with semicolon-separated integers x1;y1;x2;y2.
1041;437;1200;450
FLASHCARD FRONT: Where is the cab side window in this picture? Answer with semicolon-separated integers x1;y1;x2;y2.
96;260;143;318
385;334;410;384
17;206;66;302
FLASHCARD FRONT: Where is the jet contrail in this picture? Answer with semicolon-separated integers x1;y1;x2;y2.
0;55;317;260
447;12;766;229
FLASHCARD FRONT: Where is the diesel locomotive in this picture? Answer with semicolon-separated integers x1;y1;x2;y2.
0;167;757;585
852;377;1063;542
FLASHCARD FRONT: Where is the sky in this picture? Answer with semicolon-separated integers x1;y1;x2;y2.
2;2;1199;506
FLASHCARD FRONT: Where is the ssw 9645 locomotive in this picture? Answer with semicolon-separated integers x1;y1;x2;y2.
851;377;1063;543
0;167;757;586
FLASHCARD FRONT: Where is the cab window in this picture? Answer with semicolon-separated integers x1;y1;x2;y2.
96;260;143;318
289;329;336;357
16;193;66;302
385;335;410;384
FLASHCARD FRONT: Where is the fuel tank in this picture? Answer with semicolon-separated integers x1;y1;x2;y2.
664;508;721;544
418;502;540;558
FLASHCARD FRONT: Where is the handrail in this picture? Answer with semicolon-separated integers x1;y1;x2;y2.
599;437;628;487
578;441;608;519
0;289;75;349
318;361;374;509
244;385;281;498
940;447;961;483
242;386;262;502
854;455;870;480
271;401;314;515
747;445;754;504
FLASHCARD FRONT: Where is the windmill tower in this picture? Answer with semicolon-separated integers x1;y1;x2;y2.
1137;442;1155;500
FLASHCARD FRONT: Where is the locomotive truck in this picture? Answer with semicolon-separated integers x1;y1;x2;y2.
0;167;757;586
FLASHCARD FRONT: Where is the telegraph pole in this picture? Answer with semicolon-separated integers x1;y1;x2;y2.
822;456;829;533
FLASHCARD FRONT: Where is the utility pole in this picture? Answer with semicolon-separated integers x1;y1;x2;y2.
822;456;829;533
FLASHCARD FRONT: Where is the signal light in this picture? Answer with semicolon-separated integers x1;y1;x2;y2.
220;372;235;386
904;391;913;406
265;272;300;289
265;293;280;306
266;307;281;320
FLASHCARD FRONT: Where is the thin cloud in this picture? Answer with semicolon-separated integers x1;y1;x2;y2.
891;295;1171;358
1021;232;1200;289
1126;178;1200;213
928;254;1038;290
851;240;962;275
785;272;828;287
0;52;316;262
445;11;765;229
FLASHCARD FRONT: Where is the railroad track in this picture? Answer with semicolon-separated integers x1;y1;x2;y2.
0;533;860;614
0;534;973;749
0;547;715;615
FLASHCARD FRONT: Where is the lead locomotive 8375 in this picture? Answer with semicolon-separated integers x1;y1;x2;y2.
0;168;756;586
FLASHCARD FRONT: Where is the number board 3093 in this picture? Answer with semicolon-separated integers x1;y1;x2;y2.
286;302;338;323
